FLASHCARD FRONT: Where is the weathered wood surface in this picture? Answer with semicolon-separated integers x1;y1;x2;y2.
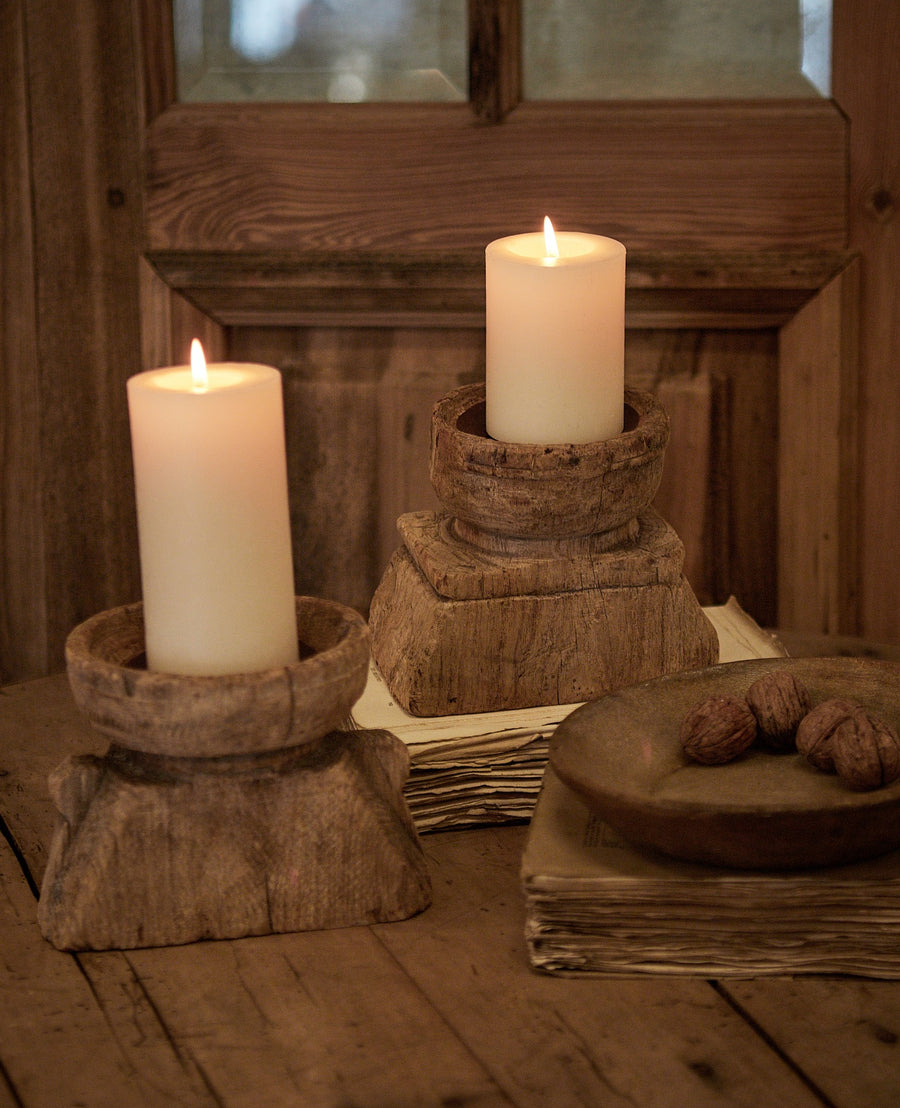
428;385;669;540
145;101;846;255
2;672;900;1106
778;260;860;635
38;599;429;950
369;540;718;715
38;726;431;951
833;1;900;645
370;383;716;714
0;0;143;688
64;598;370;757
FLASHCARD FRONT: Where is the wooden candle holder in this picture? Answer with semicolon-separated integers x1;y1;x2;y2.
38;597;431;951
369;383;718;716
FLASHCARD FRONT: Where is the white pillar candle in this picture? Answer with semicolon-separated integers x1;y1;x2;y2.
485;219;626;444
127;343;299;675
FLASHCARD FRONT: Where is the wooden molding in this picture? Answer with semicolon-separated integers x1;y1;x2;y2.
144;249;852;329
144;100;847;256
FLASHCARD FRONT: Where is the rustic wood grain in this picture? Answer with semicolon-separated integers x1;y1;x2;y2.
4;671;900;1106
38;598;431;950
146;248;850;329
723;977;900;1108
833;0;900;644
369;542;718;715
655;372;723;606
0;0;46;684
778;261;860;634
0;840;167;1107
1;0;144;684
377;827;827;1108
145;101;846;254
138;256;227;373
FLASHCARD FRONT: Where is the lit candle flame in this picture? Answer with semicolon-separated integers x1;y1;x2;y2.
543;216;560;260
190;338;208;391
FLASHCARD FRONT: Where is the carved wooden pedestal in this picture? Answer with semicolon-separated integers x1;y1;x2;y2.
369;384;718;716
38;598;432;951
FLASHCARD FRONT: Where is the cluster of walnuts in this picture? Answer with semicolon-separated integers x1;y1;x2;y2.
679;669;900;791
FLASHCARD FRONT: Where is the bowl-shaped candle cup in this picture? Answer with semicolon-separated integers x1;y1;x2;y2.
429;383;669;540
64;597;370;758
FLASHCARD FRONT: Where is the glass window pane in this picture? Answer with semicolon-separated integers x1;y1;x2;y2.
174;0;467;103
523;0;832;100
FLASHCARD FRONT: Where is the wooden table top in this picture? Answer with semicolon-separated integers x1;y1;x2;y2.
2;668;900;1108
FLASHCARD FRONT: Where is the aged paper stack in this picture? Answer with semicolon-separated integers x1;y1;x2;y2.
522;767;900;978
353;597;785;832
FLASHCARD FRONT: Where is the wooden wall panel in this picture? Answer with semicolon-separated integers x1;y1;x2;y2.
833;1;900;642
778;262;860;634
144;101;846;256
226;325;776;627
0;0;144;683
0;0;46;682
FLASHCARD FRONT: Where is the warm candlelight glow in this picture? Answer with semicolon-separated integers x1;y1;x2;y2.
543;216;560;261
190;338;208;392
127;353;299;675
485;223;626;443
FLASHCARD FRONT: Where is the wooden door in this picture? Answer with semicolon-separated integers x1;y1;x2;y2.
3;0;896;682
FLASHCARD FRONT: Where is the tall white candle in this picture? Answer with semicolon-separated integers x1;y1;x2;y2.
127;343;299;675
485;219;626;444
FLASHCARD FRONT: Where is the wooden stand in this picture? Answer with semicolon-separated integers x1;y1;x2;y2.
38;597;432;951
370;384;718;716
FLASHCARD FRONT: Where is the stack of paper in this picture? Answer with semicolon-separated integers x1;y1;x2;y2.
353;597;786;832
522;768;900;978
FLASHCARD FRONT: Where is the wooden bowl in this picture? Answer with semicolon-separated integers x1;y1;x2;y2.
65;597;370;757
551;656;900;870
429;383;668;539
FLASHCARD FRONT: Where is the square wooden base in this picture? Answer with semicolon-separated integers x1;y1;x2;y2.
38;728;432;951
369;509;719;716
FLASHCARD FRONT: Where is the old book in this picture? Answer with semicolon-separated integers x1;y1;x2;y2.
522;767;900;978
353;597;786;831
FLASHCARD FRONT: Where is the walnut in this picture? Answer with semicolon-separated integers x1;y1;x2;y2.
745;670;811;751
831;710;900;790
680;696;758;765
795;697;861;772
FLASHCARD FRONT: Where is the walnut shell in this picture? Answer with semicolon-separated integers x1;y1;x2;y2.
745;670;812;751
831;711;900;791
795;697;861;772
680;696;758;765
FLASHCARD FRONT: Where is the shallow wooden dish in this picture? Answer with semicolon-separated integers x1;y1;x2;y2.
550;656;900;870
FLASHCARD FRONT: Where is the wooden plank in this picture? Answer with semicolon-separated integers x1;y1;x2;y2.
626;330;777;625
655;372;718;605
145;101;846;255
833;0;900;644
229;329;383;611
0;0;47;684
778;261;860;634
144;249;849;329
722;978;900;1108
123;927;511;1107
0;838;206;1107
0;677;101;880
3;670;896;1107
375;331;484;573
470;0;521;122
18;0;143;680
375;827;826;1108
